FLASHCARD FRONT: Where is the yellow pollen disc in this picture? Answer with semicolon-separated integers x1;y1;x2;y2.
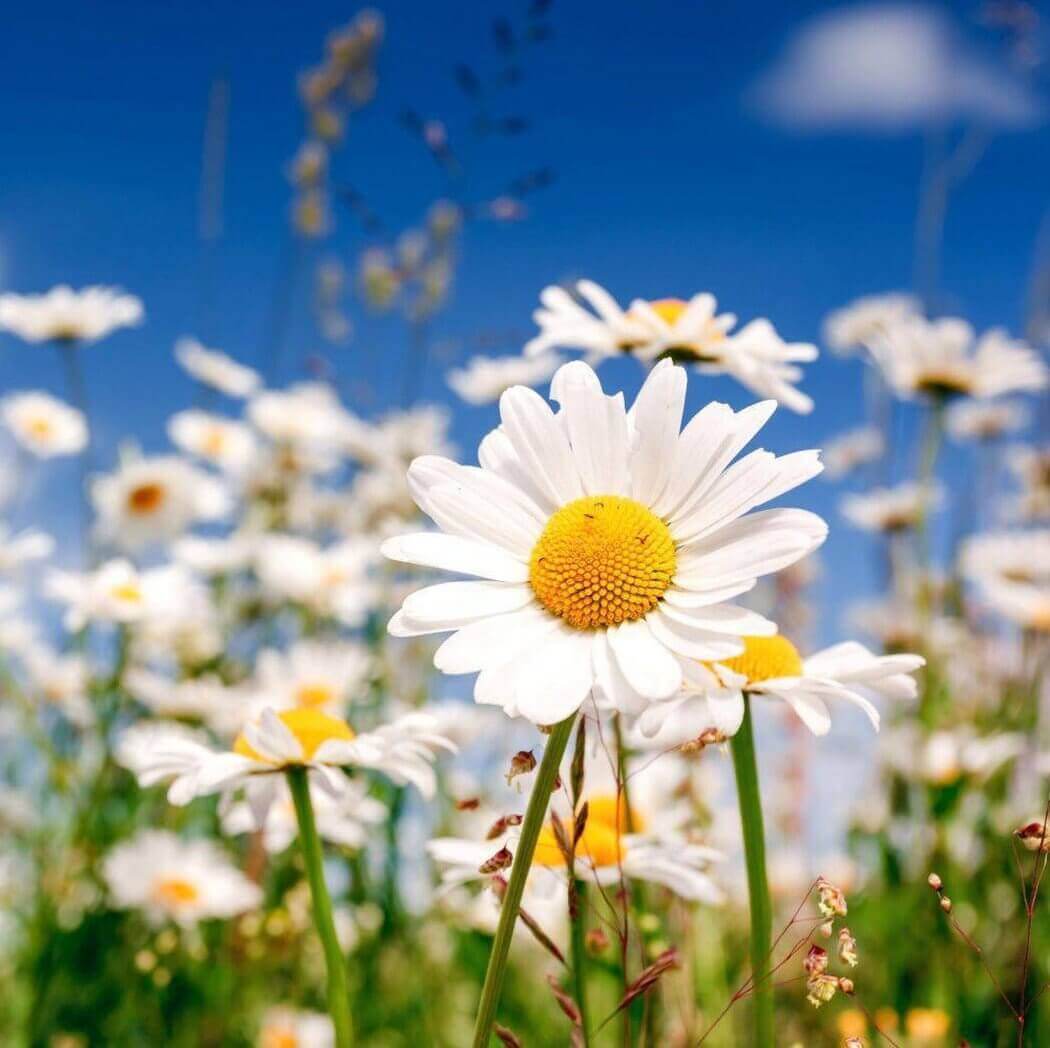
718;635;803;684
233;708;355;763
647;297;688;325
529;495;675;630
153;877;200;907
127;482;166;515
916;371;972;398
202;427;227;456
532;794;642;869
28;416;53;437
262;1031;299;1048
110;583;142;603
294;683;336;709
1032;603;1050;633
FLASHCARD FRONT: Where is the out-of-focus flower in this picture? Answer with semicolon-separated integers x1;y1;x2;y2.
168;410;258;475
823;292;920;356
946;398;1028;441
124;669;240;724
841;483;942;533
871;317;1047;401
1014;819;1050;853
103;829;261;926
24;646;92;727
359;248;401;310
821;426;884;479
0;525;53;573
257;1007;335;1048
904;1007;951;1042
172;533;255;576
1;391;87;457
447;353;562;405
248;383;352;465
1006;445;1050;521
252;640;373;717
881;726;1025;785
288;141;328;188
0;285;143;344
640;636;923;739
344;405;452;467
960;530;1050;630
525;281;817;412
45;559;151;631
175;338;261;398
384;359;826;725
91;454;230;550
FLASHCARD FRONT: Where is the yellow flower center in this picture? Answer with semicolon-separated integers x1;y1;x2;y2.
127;482;166;515
28;415;54;438
294;683;336;709
528;495;676;630
153;876;200;907
109;583;143;603
719;635;803;684
261;1030;299;1048
202;426;227;456
905;1007;951;1039
233;708;355;763
647;297;688;325
916;370;972;398
533;794;642;869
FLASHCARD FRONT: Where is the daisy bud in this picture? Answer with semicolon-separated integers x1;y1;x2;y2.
927;872;943;891
838;928;859;968
816;877;848;918
505;750;536;785
805;973;839;1008
486;814;522;840
1015;821;1050;853
803;945;829;976
940;896;953;913
479;846;513;875
838;977;855;995
585;928;610;955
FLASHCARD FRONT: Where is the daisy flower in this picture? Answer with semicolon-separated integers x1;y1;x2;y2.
871;317;1048;400
884;727;1026;786
822;292;919;356
168;410;258;474
383;359;826;725
248;383;351;466
175;337;261;398
45;558;151;630
103;829;261;926
1;391;87;457
0;285;143;344
0;525;53;574
447;352;562;405
24;645;93;727
960;530;1050;630
344;405;454;467
172;533;256;576
639;635;924;739
125;707;455;819
946;399;1028;442
257;1007;334;1048
252;640;373;717
840;483;942;533
820;426;884;480
91;454;230;550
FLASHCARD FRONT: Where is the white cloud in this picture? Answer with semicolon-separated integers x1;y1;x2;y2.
751;3;1043;131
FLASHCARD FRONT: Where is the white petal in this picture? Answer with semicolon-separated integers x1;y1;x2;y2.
507;625;595;724
433;604;561;674
402;581;533;628
646;608;746;661
559;376;630;496
608;619;682;700
381;533;528;582
628;359;686;505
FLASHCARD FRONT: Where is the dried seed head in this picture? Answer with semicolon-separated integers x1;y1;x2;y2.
816;877;848;918
479;846;513;875
838;927;859;967
804;944;829;976
805;973;839;1008
1015;821;1050;853
818;919;834;938
838;977;855;995
844;1039;864;1048
455;797;480;811
940;896;953;913
585;927;610;955
486;814;523;840
679;727;729;754
506;750;537;785
927;872;943;891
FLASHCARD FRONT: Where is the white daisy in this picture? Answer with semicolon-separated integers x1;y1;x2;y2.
257;1007;334;1048
344;405;454;467
45;558;150;631
1;391;87;457
882;726;1026;786
175;337;260;398
168;410;258;474
91;454;230;550
946;399;1028;441
252;640;373;717
960;530;1050;631
126;707;455;821
0;285;143;344
822;292;920;356
639;635;924;739
24;645;92;727
248;383;351;466
447;353;562;405
383;359;826;726
840;482;942;533
103;829;261;926
172;533;256;576
0;525;53;573
125;564;222;665
821;426;884;480
124;668;239;724
871;317;1048;400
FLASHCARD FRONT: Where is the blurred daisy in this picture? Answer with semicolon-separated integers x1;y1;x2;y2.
257;1007;334;1048
639;636;924;738
888;727;1026;786
960;530;1050;630
24;645;92;727
841;483;942;533
91;454;230;550
253;640;373;717
0;525;53;573
447;352;562;405
1;391;87;457
1006;445;1049;521
345;405;453;467
45;558;150;630
168;410;258;474
946;399;1028;441
384;359;826;725
103;829;260;926
0;285;142;344
871;317;1047;400
249;383;351;465
127;707;455;818
124;668;239;723
173;533;256;576
821;426;884;480
822;292;919;356
175;337;260;398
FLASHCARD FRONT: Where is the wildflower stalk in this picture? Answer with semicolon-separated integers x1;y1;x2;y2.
729;698;774;1048
472;713;576;1048
570;878;592;1045
287;766;354;1048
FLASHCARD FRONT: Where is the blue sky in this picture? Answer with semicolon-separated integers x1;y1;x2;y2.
1;0;1047;641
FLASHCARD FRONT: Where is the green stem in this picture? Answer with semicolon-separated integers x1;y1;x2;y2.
729;699;774;1048
570;877;592;1044
915;397;944;594
472;714;576;1048
287;767;354;1048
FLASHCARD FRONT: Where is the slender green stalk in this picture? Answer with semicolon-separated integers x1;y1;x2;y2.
570;877;592;1044
915;397;944;593
472;714;576;1048
287;767;354;1048
729;699;774;1048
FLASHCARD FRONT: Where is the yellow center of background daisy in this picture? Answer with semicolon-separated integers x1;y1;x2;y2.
719;635;803;684
127;482;166;515
528;495;676;630
233;708;355;762
261;1031;299;1048
294;683;336;709
647;297;688;325
532;794;643;869
153;876;200;906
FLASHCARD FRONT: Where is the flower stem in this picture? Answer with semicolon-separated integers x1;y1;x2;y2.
729;699;774;1048
570;877;592;1044
287;766;354;1048
472;714;576;1048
